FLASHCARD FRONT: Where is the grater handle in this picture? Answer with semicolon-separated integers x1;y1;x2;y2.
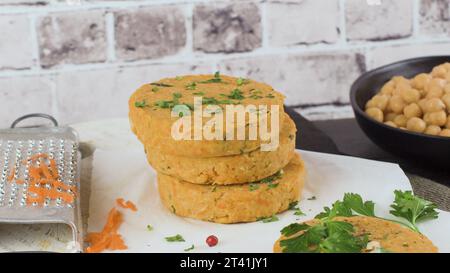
10;113;58;129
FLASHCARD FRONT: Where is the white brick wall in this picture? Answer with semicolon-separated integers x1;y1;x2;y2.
0;0;449;127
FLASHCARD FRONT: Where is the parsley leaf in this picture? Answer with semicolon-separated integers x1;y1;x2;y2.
343;193;376;217
280;223;310;237
184;244;195;252
315;200;353;220
389;190;439;233
146;224;153;231
185;82;197;90
288;201;305;216
288;201;299;210
249;184;259;191
280;221;367;253
236;77;248;86
226;89;245;100
259;215;279;223
135;100;147;108
199;72;222;83
165;234;185;242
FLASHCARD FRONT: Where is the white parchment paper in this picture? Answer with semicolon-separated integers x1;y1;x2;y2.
87;149;450;253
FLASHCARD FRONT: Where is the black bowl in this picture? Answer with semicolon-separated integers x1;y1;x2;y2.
350;56;450;164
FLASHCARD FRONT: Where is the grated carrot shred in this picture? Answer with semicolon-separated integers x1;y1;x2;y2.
85;207;128;253
7;167;15;182
23;153;76;206
116;198;138;212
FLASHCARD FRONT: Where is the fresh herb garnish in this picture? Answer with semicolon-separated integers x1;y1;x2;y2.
186;82;197;90
176;76;183;81
288;201;306;216
280;218;368;253
281;191;439;253
152;87;159;92
389;190;439;233
193;91;205;96
150;82;173;87
343;193;376;217
294;209;306;216
288;201;299;210
199;72;222;83
220;89;245;100
135;100;147;108
280;223;310;237
307;196;317;201
260;170;283;184
259;215;279;223
236;77;249;86
146;224;153;231
154;100;175;109
249;89;263;99
154;93;183;109
249;184;259;191
184;244;195;252
266;94;275;98
165;234;185;242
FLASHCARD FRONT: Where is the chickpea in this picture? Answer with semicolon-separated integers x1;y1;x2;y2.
440;129;450;137
406;117;426;133
380;81;395;95
442;93;450;109
388;95;406;114
366;94;390;111
446;116;450;129
444;83;450;94
443;62;450;71
394;114;408;128
385;113;397;122
392;76;410;86
418;98;428;113
424;110;447;126
365;107;384;122
422;98;446;113
424;125;442;136
384;121;398;128
411;73;431;90
401;87;421;103
425;78;446;93
403;103;422;119
426;84;444;99
431;65;447;78
393;82;410;97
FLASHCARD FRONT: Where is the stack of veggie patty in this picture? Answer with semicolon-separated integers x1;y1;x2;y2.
129;74;306;223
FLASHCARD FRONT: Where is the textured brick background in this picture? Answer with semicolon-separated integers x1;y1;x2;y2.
0;0;449;127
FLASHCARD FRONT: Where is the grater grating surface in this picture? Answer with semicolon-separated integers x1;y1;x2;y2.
0;126;82;252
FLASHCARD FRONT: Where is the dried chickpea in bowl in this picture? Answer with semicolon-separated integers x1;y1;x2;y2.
364;62;450;137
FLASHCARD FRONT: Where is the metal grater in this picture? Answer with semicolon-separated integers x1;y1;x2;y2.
0;114;82;252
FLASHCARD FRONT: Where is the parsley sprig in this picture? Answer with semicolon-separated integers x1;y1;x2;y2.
390;190;439;233
280;191;439;253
